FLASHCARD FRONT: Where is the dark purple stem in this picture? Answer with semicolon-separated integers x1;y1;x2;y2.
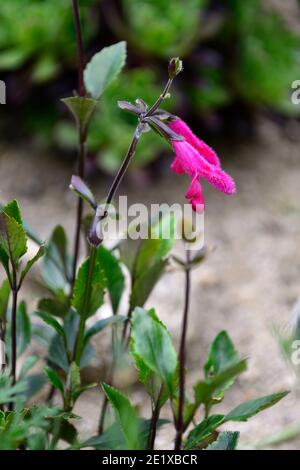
174;249;191;450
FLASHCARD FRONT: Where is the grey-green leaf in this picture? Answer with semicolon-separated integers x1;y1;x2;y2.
84;41;126;99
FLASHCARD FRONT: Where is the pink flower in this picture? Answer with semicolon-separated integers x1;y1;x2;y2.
169;118;236;212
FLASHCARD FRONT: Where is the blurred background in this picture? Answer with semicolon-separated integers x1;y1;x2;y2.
1;0;300;449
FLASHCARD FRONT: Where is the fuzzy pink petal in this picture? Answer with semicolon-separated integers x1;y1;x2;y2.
171;156;184;174
169;118;220;166
171;140;202;175
185;177;205;212
200;165;236;195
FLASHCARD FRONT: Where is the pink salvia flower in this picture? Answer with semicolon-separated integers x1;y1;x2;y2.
169;118;236;212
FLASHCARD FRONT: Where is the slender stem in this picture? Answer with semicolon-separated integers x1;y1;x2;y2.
8;267;18;411
147;390;162;450
174;249;191;450
73;246;97;364
105;127;142;207
71;137;86;292
72;0;85;97
70;0;86;292
145;78;173;117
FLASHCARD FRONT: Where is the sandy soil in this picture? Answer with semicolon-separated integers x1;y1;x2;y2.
1;116;300;449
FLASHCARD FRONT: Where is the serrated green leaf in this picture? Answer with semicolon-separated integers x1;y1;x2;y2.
84;41;126;99
225;391;289;422
131;307;177;396
206;431;240;450
102;383;140;450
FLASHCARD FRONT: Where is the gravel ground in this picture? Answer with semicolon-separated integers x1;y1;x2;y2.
1;117;300;449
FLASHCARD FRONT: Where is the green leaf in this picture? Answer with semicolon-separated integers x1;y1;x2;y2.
193;360;247;410
225;391;289;422
0;246;9;277
206;431;240;450
130;259;167;310
102;383;140;450
97;246;125;314
75;418;168;450
0;372;28;404
205;331;239;377
44;367;64;396
72;251;106;318
0;279;10;318
67;362;81;398
2;200;23;225
16;302;31;357
0;211;27;265
35;311;66;344
37;296;70;318
19;356;39;380
84;315;125;345
49;335;69;374
62;96;97;131
131;307;177;395
42;225;70;291
130;213;175;309
19;244;45;287
84;41;126;99
184;415;225;450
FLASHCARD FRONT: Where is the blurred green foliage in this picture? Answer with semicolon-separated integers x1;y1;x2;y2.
0;0;95;82
0;0;299;171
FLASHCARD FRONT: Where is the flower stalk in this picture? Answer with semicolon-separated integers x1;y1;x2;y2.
70;0;87;292
174;248;191;450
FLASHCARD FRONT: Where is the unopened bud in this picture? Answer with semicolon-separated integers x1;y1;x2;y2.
168;57;183;79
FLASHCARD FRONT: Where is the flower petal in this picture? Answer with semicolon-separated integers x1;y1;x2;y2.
169;118;220;166
186;177;205;212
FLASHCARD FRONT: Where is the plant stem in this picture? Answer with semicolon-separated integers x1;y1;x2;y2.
8;267;18;411
105;126;142;207
72;0;85;97
174;249;191;451
70;0;86;292
73;246;97;364
145;78;173;117
147;389;162;450
71;136;86;292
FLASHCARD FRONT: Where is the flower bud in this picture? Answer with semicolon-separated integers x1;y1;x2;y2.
168;57;183;79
